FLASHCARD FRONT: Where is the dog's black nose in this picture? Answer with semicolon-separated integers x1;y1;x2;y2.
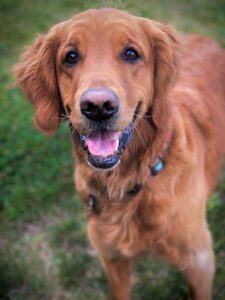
80;88;119;121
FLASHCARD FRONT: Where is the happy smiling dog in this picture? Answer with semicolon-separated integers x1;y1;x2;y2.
14;8;225;300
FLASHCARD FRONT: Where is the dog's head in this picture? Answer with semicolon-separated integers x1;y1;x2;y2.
14;8;178;170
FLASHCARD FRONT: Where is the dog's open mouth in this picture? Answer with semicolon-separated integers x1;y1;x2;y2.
80;125;132;169
79;103;140;169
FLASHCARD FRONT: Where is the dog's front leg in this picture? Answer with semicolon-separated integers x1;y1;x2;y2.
102;256;131;300
172;227;215;300
87;218;131;300
183;247;215;300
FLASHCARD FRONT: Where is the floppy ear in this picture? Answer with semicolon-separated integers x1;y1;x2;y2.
140;19;179;164
13;27;62;136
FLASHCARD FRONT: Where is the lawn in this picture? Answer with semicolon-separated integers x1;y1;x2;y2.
0;0;225;299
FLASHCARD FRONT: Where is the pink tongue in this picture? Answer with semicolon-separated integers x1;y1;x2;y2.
86;131;120;157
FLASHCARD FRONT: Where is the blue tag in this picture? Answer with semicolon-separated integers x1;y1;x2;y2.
151;159;164;176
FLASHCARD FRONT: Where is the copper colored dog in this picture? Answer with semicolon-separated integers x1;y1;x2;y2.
14;8;225;300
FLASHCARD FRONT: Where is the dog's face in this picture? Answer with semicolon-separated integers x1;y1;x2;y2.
57;9;154;169
14;9;178;169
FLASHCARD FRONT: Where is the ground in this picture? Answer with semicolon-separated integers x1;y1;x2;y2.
0;0;225;299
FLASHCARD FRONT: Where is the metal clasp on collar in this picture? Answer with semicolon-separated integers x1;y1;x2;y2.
127;183;143;196
87;194;96;216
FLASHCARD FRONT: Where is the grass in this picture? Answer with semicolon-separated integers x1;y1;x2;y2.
0;0;225;299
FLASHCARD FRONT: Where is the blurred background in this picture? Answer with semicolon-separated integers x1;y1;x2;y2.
0;0;225;299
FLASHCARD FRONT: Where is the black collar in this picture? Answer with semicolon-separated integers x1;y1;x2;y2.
87;159;165;216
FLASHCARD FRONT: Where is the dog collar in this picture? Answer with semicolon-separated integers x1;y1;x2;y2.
87;159;165;215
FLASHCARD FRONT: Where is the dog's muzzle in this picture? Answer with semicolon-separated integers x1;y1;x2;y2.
79;103;140;170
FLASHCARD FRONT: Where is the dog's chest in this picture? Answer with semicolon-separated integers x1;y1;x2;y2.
75;162;173;257
87;188;171;258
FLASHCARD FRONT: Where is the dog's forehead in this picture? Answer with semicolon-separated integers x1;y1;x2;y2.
63;8;144;43
73;8;134;23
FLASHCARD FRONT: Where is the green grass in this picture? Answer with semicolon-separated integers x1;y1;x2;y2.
0;0;225;299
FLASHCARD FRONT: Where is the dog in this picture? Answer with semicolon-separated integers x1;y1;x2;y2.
14;8;225;300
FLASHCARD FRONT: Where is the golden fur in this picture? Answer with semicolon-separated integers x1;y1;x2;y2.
14;8;225;300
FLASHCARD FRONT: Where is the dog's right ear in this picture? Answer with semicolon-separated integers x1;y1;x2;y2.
13;26;62;136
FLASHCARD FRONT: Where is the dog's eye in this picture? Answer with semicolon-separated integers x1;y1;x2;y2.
122;48;140;63
64;50;80;67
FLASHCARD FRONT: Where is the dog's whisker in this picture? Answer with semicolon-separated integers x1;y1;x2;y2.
61;113;71;119
141;115;153;119
49;115;70;122
133;122;147;150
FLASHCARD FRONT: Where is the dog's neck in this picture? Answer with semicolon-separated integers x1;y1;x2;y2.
72;117;173;204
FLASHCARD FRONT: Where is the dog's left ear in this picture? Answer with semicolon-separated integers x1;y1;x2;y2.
13;25;63;136
139;19;179;164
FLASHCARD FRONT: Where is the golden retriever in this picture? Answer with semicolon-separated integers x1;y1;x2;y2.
14;8;225;300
